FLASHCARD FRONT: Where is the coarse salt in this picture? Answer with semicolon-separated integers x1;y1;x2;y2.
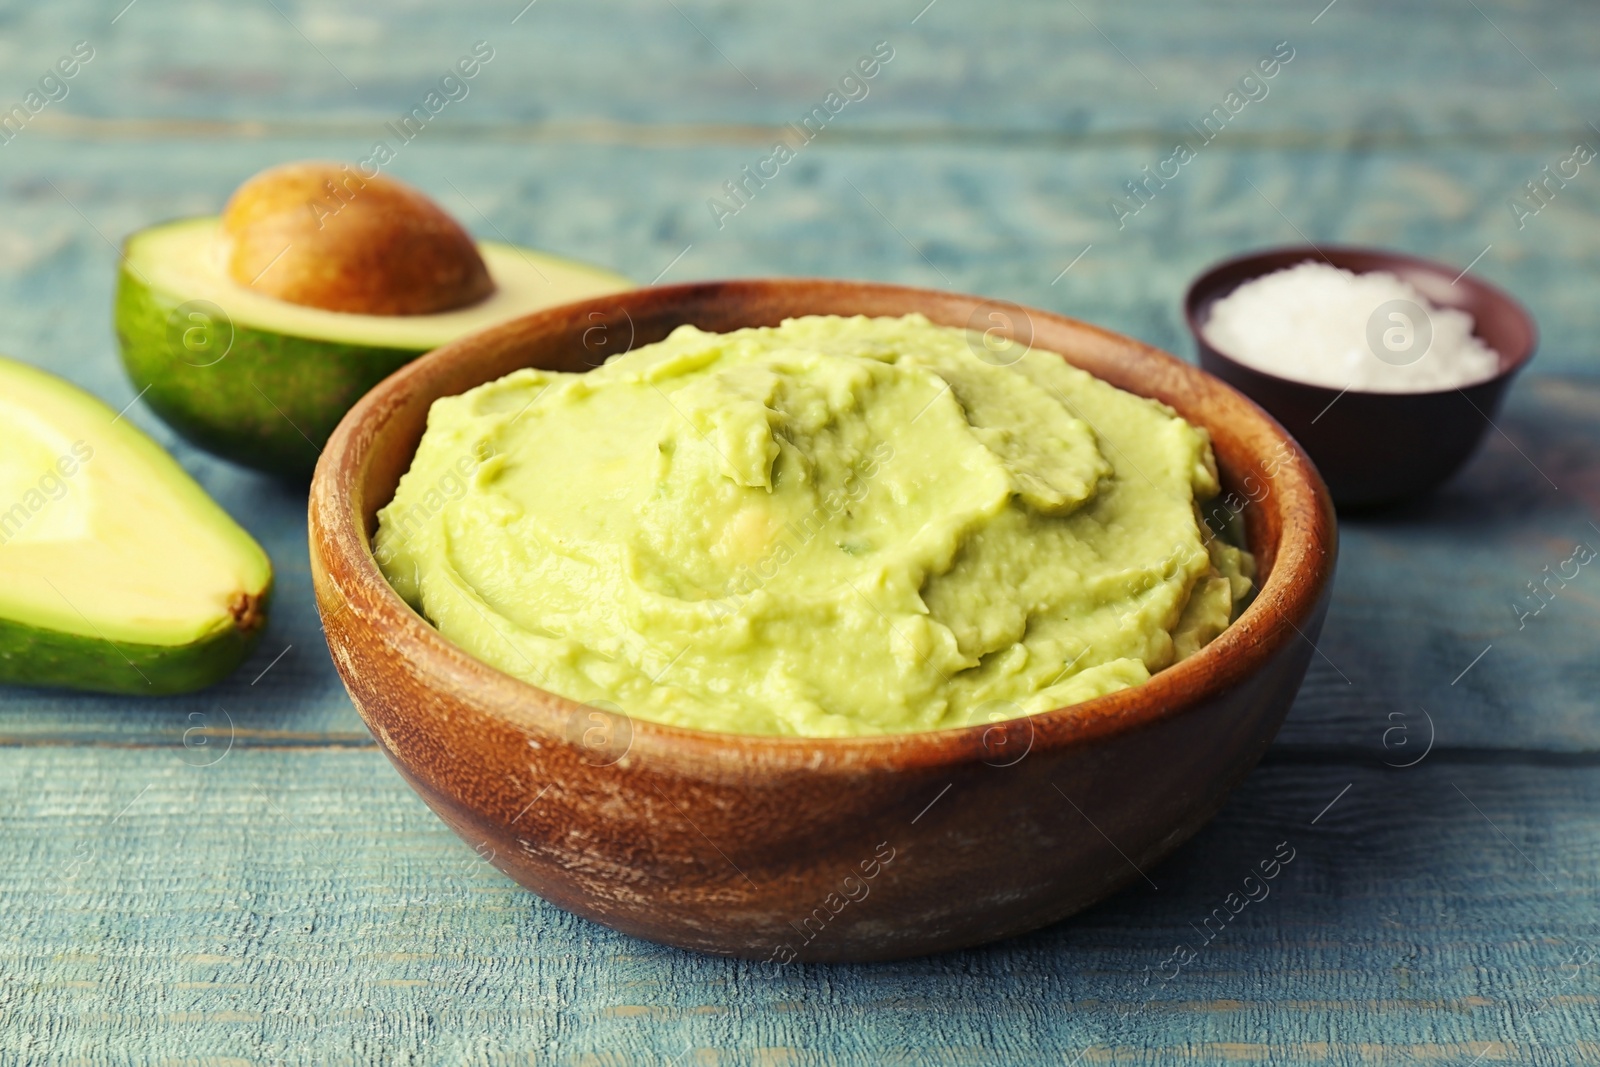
1201;261;1501;393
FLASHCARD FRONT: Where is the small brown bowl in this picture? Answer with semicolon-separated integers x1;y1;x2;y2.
308;279;1337;962
1185;246;1538;510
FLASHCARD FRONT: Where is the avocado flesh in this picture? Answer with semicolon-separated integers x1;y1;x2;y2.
0;356;273;695
116;217;632;478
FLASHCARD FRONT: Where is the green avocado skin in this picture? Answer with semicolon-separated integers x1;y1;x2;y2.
0;585;271;696
115;266;427;479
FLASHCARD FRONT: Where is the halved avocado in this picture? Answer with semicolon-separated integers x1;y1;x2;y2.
115;164;631;478
0;356;272;695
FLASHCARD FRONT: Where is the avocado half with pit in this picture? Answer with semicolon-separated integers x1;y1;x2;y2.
115;162;631;478
0;356;272;695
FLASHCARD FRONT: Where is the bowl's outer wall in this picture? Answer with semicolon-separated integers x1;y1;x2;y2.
1196;352;1518;510
310;279;1339;961
1185;246;1538;509
324;590;1327;961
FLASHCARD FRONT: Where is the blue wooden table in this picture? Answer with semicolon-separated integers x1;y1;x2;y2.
2;1;1598;1062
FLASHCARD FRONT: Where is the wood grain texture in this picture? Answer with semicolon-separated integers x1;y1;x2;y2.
2;0;1596;136
2;752;1596;1064
2;145;1595;750
2;138;1598;371
0;0;1597;1059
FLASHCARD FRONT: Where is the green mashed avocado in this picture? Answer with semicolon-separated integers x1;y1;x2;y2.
375;314;1253;737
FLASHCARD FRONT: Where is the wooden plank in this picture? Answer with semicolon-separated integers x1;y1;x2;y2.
1276;373;1600;755
0;138;1595;753
3;0;1594;137
2;138;1596;372
1;749;1595;1063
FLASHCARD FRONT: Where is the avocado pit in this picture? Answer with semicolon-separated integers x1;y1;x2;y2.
222;162;495;316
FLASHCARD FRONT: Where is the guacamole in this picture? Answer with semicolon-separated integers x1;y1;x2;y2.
375;314;1253;737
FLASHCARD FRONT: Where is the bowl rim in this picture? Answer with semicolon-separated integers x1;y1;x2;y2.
310;278;1338;774
1182;243;1539;397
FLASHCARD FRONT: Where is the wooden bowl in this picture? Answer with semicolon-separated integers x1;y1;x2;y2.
1185;246;1538;510
309;279;1338;962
